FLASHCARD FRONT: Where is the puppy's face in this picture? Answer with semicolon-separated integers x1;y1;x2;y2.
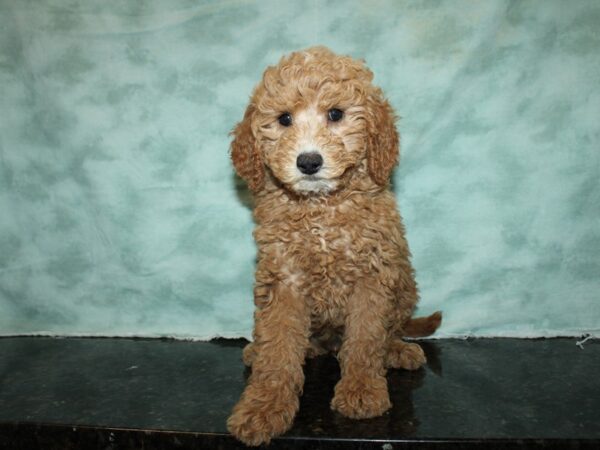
231;47;399;195
256;81;369;195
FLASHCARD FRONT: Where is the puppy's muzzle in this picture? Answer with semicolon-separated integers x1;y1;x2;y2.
296;152;323;175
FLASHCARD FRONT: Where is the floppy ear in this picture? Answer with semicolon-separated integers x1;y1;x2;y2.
366;91;399;186
230;103;265;192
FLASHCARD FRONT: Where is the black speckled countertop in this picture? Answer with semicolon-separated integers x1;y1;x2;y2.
0;337;598;449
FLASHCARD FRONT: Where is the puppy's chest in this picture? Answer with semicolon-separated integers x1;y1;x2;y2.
291;225;359;275
256;197;403;317
283;217;371;313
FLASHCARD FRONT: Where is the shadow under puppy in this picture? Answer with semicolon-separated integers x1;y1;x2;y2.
228;46;441;446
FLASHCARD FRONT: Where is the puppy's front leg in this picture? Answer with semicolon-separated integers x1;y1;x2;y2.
331;282;392;419
227;282;309;446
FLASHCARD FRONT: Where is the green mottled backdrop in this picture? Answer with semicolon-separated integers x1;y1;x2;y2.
0;0;598;338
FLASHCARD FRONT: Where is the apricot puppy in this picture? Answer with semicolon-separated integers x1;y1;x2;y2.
227;46;441;446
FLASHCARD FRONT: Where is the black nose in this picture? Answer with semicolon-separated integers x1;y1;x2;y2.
296;152;323;175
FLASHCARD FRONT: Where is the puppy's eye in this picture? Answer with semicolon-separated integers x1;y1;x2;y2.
328;108;344;122
278;112;292;127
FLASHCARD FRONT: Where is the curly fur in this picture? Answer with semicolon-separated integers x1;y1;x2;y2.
228;46;441;446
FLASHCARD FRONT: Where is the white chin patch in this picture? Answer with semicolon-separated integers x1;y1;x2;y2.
293;178;337;194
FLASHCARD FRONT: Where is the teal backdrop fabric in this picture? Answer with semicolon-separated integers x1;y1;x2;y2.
0;0;599;338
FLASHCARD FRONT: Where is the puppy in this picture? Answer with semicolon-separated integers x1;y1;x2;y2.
227;46;441;446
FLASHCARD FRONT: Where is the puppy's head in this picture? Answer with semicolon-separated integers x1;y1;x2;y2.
231;47;398;195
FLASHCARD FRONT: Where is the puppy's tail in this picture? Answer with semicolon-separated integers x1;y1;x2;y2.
404;311;442;338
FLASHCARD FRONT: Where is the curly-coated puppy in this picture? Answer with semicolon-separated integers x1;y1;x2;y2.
228;46;441;446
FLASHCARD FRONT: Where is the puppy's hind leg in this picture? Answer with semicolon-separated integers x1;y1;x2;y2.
385;338;427;370
242;341;257;367
385;311;442;370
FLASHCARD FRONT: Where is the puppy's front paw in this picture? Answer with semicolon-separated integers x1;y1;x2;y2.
330;375;391;419
227;382;298;446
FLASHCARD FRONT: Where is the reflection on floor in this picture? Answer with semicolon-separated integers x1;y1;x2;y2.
0;337;598;449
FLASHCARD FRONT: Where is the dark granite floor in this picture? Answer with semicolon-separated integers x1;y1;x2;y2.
0;337;598;449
